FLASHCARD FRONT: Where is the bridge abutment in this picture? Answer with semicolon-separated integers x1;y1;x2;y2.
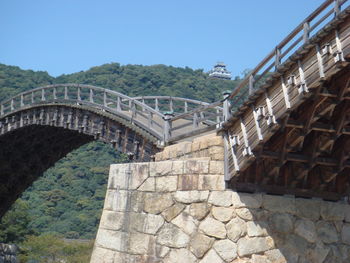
91;134;350;262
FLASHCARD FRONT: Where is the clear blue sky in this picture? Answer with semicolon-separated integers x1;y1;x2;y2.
0;0;324;77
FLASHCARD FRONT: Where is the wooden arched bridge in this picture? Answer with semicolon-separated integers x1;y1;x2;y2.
0;84;222;217
1;0;350;218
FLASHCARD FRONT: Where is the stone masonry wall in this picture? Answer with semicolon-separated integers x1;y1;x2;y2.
155;133;224;161
0;244;18;263
91;158;350;263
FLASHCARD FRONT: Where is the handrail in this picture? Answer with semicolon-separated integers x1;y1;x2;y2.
133;96;212;106
0;84;223;143
228;0;348;101
171;100;223;121
0;84;168;141
0;84;164;118
1;1;346;143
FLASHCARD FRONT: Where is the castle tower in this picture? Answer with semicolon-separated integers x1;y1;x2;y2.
208;62;232;80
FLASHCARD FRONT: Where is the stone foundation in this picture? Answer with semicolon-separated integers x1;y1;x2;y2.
91;158;350;263
155;133;224;161
0;244;18;263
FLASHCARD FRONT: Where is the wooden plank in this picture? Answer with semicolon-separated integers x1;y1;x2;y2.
240;117;252;157
252;105;263;141
281;76;291;109
227;133;240;172
232;182;341;201
316;44;326;78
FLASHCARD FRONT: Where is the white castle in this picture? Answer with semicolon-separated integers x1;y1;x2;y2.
208;62;232;80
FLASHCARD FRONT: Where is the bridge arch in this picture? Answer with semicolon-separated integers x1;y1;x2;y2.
0;84;220;217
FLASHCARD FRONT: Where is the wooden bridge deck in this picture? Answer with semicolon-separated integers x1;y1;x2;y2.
220;2;350;200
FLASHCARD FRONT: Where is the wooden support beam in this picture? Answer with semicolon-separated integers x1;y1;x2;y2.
279;128;289;166
334;29;344;63
123;128;129;152
316;44;325;79
260;151;350;168
114;130;122;151
281;76;291;110
227;133;240;172
240;117;252;156
252;105;263;141
303;88;325;133
231;182;341;201
265;91;277;126
297;60;309;94
139;138;146;161
334;101;350;136
337;76;350;102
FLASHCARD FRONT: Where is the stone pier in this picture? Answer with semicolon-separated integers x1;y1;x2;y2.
91;134;350;262
0;244;18;263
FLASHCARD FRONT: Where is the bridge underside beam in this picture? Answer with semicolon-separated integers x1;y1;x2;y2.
0;105;160;218
228;66;350;200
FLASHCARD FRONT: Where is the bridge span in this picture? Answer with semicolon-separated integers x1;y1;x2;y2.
0;84;222;218
1;0;350;262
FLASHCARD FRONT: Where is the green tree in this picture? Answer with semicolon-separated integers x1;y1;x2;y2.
0;200;36;243
19;234;93;263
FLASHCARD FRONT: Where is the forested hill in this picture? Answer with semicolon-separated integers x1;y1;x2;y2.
0;62;240;240
0;63;240;102
55;63;239;102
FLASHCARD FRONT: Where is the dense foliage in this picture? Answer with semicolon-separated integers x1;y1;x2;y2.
0;62;240;242
21;142;128;239
0;200;36;243
19;234;94;263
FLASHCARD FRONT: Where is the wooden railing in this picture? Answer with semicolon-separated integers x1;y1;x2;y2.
227;0;350;110
133;96;223;142
132;96;214;115
0;84;223;144
0;84;166;140
1;1;347;145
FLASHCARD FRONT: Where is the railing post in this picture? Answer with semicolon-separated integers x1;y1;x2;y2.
53;87;57;100
0;104;3;116
31;91;34;104
163;111;173;143
128;100;132;112
20;94;24;107
10;99;14;111
142;97;146;112
184;101;188;113
41;89;46;101
303;22;310;43
193;112;199;128
334;0;341;17
103;92;107;107
77;86;81;101
249;74;255;95
64;87;68;100
89;89;94;103
147;111;153;128
130;101;136;119
274;47;281;70
216;108;221;123
117;97;121;111
169;98;173;112
155;98;159;111
222;90;232;122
